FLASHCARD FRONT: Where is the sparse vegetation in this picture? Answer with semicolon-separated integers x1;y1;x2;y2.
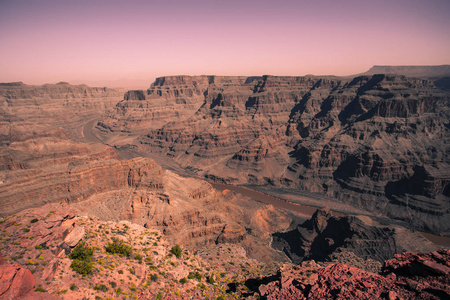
35;286;46;292
93;284;108;292
56;289;67;295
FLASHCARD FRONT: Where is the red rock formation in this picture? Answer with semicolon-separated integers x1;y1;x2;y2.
0;263;59;299
258;249;450;299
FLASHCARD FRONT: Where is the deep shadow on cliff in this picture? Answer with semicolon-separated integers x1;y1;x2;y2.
272;208;438;266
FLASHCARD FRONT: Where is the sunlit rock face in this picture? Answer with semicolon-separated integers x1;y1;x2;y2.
99;74;450;235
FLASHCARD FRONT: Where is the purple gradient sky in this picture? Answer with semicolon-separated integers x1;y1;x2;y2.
1;0;449;88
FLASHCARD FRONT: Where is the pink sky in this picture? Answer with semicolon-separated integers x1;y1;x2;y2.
1;0;449;88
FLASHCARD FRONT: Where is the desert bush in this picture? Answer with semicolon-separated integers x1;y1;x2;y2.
69;241;94;275
69;241;94;261
170;244;182;258
70;259;93;275
179;277;188;284
150;274;158;282
105;238;132;257
134;252;143;263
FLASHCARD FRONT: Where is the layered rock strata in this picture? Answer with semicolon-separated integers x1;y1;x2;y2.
97;74;450;235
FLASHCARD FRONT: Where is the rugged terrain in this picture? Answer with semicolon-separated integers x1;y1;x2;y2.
1;70;449;298
95;72;450;236
0;81;292;262
1;205;449;299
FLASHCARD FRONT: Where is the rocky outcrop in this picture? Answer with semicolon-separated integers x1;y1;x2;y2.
0;203;287;299
272;208;438;265
0;264;60;299
0;264;36;299
257;249;450;299
96;74;450;236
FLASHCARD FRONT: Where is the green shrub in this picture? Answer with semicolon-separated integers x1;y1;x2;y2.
68;241;94;275
179;277;188;284
70;283;77;291
69;241;94;261
195;271;202;280
170;244;182;259
150;274;158;282
70;259;93;275
134;253;143;263
109;281;117;288
30;218;39;223
105;238;132;257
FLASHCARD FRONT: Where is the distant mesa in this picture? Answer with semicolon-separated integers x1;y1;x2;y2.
363;64;450;78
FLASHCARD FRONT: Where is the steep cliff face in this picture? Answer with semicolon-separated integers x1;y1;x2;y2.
97;76;224;134
98;74;450;235
137;75;322;182
285;75;450;234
